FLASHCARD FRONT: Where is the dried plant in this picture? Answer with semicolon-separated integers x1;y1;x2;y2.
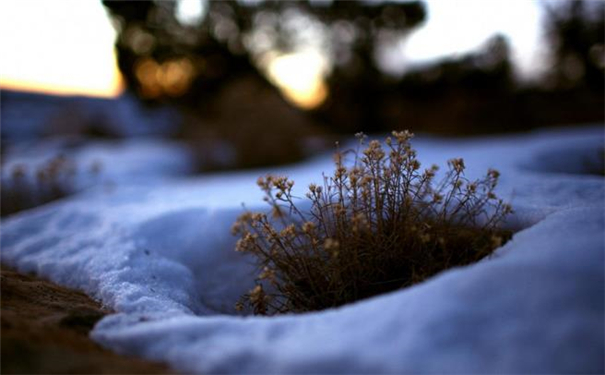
1;155;102;217
232;131;512;315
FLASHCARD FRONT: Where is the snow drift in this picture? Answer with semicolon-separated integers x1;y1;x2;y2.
1;126;603;373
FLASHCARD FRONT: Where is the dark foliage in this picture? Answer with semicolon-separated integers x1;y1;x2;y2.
103;0;603;140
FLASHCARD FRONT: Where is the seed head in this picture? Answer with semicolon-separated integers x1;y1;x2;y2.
449;158;465;173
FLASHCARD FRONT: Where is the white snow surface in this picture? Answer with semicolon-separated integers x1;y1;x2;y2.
1;126;604;373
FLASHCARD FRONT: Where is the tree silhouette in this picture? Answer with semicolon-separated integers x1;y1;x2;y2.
544;0;604;92
102;0;603;142
102;0;426;132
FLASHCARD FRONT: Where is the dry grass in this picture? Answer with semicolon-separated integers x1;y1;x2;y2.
232;131;512;315
1;156;102;217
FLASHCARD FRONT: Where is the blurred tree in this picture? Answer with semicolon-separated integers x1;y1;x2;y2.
102;0;426;133
544;0;605;92
102;0;603;147
385;34;518;134
102;1;256;105
296;1;427;131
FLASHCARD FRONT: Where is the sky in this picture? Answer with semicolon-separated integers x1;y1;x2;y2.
0;0;123;97
0;0;548;99
402;0;547;79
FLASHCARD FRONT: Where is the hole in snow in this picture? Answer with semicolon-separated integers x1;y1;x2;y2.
133;208;256;316
522;144;604;176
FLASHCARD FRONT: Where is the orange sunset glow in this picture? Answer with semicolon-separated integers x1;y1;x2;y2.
0;1;123;98
265;50;329;110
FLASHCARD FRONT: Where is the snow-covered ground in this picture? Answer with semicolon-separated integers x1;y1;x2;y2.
1;90;179;141
1;126;603;373
1;137;194;189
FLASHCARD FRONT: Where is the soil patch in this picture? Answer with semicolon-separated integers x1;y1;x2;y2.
1;265;173;374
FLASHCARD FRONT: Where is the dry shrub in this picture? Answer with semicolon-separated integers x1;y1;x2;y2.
1;156;102;217
232;131;512;315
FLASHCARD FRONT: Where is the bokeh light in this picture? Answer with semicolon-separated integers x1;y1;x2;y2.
135;57;195;98
265;50;329;110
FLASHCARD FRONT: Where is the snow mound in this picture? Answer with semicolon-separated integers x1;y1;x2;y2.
1;126;603;373
1;138;193;190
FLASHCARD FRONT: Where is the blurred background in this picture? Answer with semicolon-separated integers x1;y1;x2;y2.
1;0;603;172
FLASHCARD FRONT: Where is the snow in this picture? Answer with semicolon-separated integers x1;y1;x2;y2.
1;137;194;189
1;90;180;141
1;125;603;373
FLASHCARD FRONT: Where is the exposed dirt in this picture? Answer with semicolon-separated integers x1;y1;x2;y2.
1;265;173;374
